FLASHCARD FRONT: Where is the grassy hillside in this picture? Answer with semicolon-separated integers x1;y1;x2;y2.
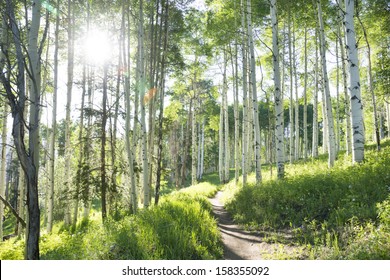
0;181;223;260
223;140;390;259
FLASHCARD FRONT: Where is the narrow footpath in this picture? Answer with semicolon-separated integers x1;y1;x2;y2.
209;191;266;260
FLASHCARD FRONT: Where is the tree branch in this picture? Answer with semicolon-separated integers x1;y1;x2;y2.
0;194;26;228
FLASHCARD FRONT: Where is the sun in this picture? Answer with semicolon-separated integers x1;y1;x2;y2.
83;28;112;66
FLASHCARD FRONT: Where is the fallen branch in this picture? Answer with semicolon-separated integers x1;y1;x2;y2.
0;194;26;228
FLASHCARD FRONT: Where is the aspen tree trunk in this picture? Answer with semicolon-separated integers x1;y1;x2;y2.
0;104;7;241
101;66;108;220
232;43;240;184
64;0;74;225
147;2;159;199
281;23;287;159
26;0;42;259
312;30;319;158
124;38;137;213
322;89;329;154
46;0;59;233
303;26;308;160
123;22;137;212
0;17;8;240
191;94;198;186
2;0;43;258
109;36;122;215
180;104;191;186
73;64;85;226
288;8;294;163
317;0;336;167
197;122;201;180
241;0;248;185
246;54;253;174
292;20;299;160
219;94;224;183
271;0;284;179
387;103;390;138
82;2;92;219
357;16;380;150
138;0;149;207
247;0;261;183
17;167;25;236
127;2;139;212
344;0;364;163
338;20;352;154
223;51;230;183
155;0;169;205
336;32;340;153
200;121;205;179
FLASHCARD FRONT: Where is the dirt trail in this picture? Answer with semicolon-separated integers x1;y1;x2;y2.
209;191;267;260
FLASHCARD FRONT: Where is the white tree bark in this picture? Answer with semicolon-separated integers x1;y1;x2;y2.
293;20;299;160
138;0;149;207
17;166;25;236
336;34;340;154
241;0;248;185
288;8;294;163
247;0;261;183
338;20;352;154
317;0;336;167
0;16;8;241
312;30;319;158
223;51;230;182
387;103;390;138
271;0;284;179
47;0;59;233
303;26;308;160
191;94;197;186
344;0;364;163
64;0;74;225
0;103;7;241
219;95;224;182
233;44;240;184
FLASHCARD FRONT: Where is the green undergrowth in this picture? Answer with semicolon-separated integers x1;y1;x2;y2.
0;181;222;260
224;139;390;259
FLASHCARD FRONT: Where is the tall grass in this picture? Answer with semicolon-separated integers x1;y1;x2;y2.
0;181;222;260
223;139;390;259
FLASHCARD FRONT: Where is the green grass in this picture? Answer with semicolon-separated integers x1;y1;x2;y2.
0;180;223;260
223;139;390;259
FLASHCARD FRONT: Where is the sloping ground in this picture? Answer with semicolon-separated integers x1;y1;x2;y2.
209;191;263;259
210;191;301;260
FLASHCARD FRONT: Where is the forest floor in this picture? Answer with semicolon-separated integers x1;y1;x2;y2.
209;191;301;260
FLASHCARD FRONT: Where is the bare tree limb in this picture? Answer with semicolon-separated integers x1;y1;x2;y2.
0;194;26;228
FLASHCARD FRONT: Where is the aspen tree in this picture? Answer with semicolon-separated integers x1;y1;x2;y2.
288;7;294;163
271;0;284;179
2;0;43;259
138;0;149;207
0;104;7;241
317;0;336;167
338;21;352;154
47;0;60;232
241;0;248;185
156;0;169;205
303;25;308;160
312;30;319;158
64;0;74;225
336;30;341;154
357;13;380;151
0;15;8;241
247;0;261;183
292;19;299;160
223;50;230;182
344;0;364;163
191;86;198;186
